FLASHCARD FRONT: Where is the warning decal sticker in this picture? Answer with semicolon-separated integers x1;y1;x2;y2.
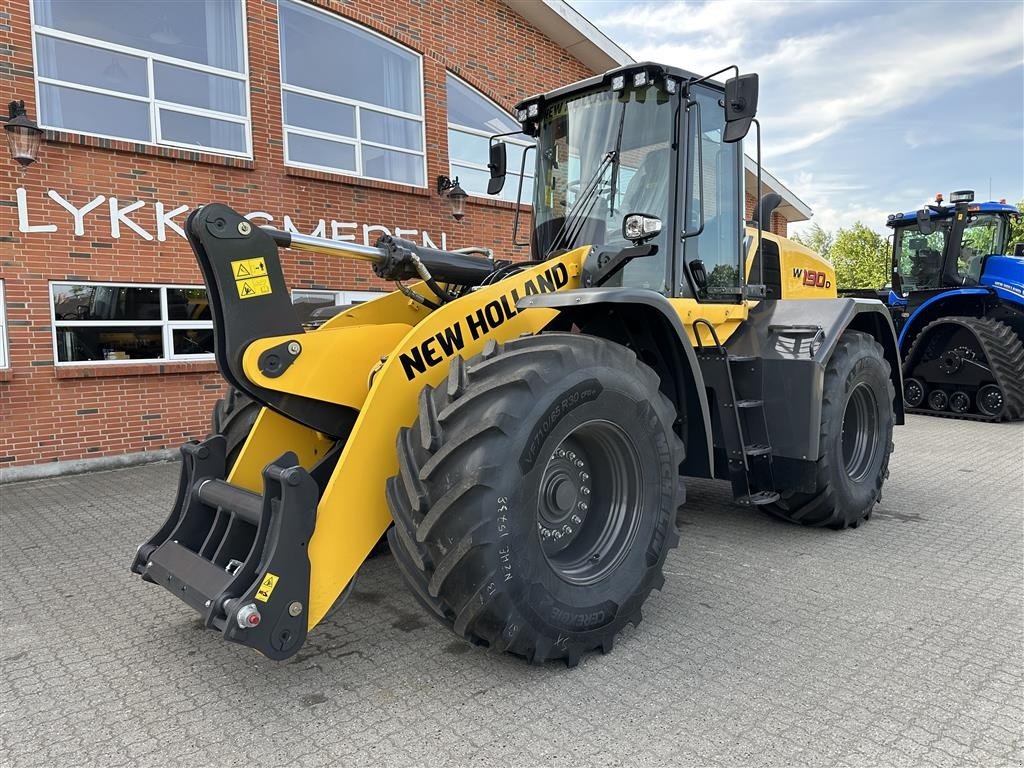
236;276;272;298
255;572;279;602
230;257;271;299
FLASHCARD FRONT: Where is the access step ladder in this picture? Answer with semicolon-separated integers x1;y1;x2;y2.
692;319;780;506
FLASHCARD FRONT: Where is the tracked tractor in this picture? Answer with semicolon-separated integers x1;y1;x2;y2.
130;63;902;666
879;193;1024;420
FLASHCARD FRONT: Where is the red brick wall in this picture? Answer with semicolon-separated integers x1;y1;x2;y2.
0;0;591;468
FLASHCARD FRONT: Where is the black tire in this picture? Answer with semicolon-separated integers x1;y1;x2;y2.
211;387;262;472
767;330;895;529
386;334;685;666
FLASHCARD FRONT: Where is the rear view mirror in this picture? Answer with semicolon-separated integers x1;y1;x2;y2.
916;209;936;235
487;140;507;195
723;73;758;143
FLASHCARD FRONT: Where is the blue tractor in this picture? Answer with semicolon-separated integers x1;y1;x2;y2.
883;190;1023;420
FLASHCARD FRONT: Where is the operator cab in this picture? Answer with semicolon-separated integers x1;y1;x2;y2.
889;192;1018;304
486;63;755;303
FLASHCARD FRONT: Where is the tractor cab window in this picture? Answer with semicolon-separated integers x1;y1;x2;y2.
533;84;675;293
894;223;947;293
959;214;1005;284
683;86;742;299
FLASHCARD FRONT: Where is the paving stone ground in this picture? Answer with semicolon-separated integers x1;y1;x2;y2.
1;415;1022;767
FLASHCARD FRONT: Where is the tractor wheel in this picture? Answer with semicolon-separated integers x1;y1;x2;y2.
386;334;685;666
211;387;262;471
767;330;894;530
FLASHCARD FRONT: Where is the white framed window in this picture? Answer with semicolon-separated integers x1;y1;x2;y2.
446;73;534;203
291;289;384;327
291;289;384;307
50;282;214;365
278;0;425;186
0;280;9;369
30;0;251;157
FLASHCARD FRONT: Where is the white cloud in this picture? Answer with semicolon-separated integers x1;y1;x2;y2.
579;0;1024;229
586;1;1023;163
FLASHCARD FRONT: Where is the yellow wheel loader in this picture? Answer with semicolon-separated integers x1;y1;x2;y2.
131;63;902;665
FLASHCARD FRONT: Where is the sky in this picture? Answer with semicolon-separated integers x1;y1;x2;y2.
573;0;1024;235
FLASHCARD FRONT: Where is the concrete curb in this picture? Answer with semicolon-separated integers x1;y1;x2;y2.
0;448;180;484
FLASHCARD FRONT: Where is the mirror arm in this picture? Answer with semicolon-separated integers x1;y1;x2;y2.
752;118;763;297
685;64;739;91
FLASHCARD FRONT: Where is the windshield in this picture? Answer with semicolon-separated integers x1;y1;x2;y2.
532;83;675;292
894;212;1009;291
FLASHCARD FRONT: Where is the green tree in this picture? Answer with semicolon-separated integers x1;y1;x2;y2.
830;222;890;288
791;222;833;261
1007;200;1024;253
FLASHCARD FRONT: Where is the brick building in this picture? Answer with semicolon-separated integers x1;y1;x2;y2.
0;0;810;478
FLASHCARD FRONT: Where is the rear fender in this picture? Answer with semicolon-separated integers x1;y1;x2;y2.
723;298;904;466
898;288;994;349
517;288;715;480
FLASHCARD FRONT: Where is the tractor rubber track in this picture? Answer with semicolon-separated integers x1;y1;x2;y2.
903;316;1024;422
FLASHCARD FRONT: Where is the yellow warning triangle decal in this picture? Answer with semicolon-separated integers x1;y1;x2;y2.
241;283;255;296
235;263;251;278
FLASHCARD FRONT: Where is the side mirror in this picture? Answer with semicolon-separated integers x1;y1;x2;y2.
622;212;662;243
1014;242;1024;257
916;209;936;235
722;73;758;143
487;140;507;195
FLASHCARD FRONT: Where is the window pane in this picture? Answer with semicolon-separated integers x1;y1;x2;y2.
52;285;161;321
171;327;214;356
36;34;147;96
361;109;421;151
452;162;533;203
287;133;357;172
278;0;421;115
448;129;489;165
686;87;741;293
445;74;519;133
292;291;339;306
159;109;247;153
283;91;355;137
39;83;150;141
55;326;163;362
450;163;490;196
154;62;245;115
33;0;244;71
362;145;423;186
166;288;211;320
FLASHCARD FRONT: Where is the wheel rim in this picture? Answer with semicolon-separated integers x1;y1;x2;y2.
977;384;1004;417
904;377;925;408
928;390;948;411
841;383;880;483
949;391;971;414
537;420;643;586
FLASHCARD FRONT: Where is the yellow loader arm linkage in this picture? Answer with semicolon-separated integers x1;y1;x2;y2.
130;203;588;658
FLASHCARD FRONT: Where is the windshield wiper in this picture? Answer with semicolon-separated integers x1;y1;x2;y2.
545;150;616;258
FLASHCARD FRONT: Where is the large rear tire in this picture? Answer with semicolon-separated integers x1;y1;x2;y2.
767;330;895;529
386;334;685;666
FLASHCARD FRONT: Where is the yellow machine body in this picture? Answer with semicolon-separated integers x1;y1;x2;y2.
745;228;838;299
230;250;584;626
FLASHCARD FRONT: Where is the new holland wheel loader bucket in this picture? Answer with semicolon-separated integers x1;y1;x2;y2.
131;203;583;660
